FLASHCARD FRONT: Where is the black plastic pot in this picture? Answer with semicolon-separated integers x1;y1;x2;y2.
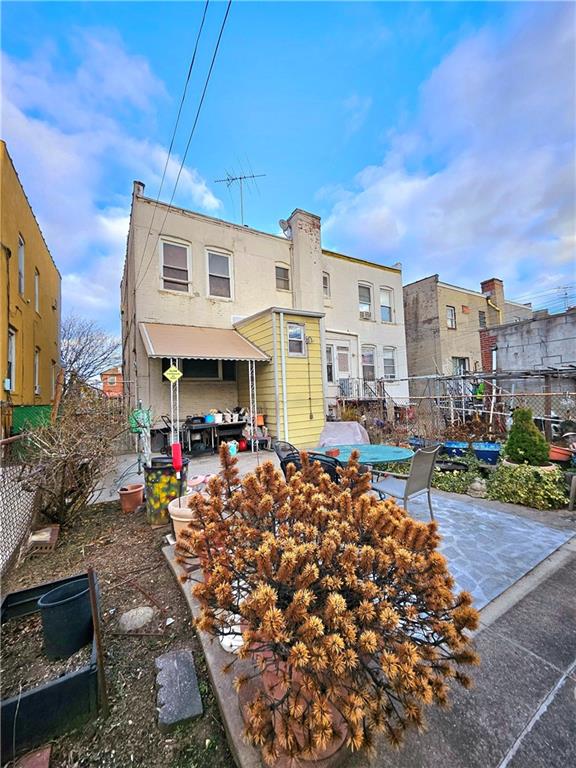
38;577;93;659
436;460;468;473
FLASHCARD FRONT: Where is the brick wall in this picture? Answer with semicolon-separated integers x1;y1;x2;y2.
480;329;497;371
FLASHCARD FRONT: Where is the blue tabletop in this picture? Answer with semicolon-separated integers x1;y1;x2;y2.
316;444;413;464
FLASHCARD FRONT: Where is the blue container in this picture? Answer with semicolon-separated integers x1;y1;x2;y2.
472;442;502;465
408;437;426;449
204;414;215;424
442;441;469;457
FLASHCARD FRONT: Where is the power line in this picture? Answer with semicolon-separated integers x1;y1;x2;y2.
135;0;233;293
135;0;210;288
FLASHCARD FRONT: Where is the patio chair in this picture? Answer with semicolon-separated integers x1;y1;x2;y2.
371;446;441;521
273;440;300;462
279;452;343;484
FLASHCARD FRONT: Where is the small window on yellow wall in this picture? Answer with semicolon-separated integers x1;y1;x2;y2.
287;322;306;356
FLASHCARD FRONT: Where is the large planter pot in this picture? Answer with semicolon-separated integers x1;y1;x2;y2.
442;441;469;457
144;456;189;527
549;445;572;462
502;458;558;473
118;483;144;513
472;442;502;465
37;576;94;659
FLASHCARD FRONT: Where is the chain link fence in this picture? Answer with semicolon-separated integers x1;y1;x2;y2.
0;434;38;575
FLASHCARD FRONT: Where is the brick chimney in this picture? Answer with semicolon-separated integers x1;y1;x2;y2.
481;277;505;327
133;180;145;196
287;209;323;311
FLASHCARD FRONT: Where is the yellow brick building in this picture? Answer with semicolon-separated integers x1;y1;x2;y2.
0;141;61;429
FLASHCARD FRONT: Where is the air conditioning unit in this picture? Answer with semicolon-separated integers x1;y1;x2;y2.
34;385;41;395
360;311;372;320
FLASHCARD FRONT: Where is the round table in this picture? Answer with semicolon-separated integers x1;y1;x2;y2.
317;444;413;465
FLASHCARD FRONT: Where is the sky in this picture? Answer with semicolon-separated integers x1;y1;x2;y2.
2;0;575;333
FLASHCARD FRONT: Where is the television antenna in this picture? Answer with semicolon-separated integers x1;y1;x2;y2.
214;171;266;225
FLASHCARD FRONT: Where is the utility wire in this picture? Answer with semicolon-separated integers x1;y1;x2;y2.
135;0;232;292
135;0;210;288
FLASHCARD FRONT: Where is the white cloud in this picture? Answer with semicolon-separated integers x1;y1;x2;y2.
1;31;221;328
342;93;373;136
323;4;576;300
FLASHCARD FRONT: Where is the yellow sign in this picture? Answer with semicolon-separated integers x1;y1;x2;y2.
163;365;183;382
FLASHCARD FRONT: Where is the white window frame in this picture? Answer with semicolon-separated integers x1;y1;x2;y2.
336;343;351;378
287;322;306;357
18;234;25;295
159;238;191;293
382;347;396;381
380;286;393;323
275;264;290;291
323;272;331;299
361;345;376;381
206;248;233;300
452;356;469;375
7;327;16;391
34;269;40;313
108;375;117;386
34;347;40;394
447;305;457;329
326;343;335;383
358;283;373;320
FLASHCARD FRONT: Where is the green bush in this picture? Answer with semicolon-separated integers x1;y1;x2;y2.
486;464;568;510
505;408;549;467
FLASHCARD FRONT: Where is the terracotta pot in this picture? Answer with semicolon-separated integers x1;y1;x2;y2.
549;445;572;462
118;483;144;513
168;495;195;543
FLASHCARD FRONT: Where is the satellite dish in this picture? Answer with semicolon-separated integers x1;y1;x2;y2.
278;219;292;238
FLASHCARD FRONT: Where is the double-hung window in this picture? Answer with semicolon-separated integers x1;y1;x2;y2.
380;287;393;323
208;251;231;298
323;272;331;299
34;269;40;313
161;241;189;292
361;346;376;381
478;310;486;329
34;348;40;394
325;345;334;383
7;327;16;391
18;235;25;295
287;323;306;356
108;375;117;386
337;345;350;376
358;284;372;319
275;265;290;291
447;305;457;329
383;348;396;380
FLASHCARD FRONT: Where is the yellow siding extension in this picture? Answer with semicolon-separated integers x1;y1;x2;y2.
0;141;61;408
237;309;325;449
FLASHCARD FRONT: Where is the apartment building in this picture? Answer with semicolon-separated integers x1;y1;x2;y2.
100;366;124;398
403;275;532;395
0;141;61;433
121;181;409;447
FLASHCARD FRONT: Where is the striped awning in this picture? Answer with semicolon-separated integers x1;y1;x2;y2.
139;322;269;362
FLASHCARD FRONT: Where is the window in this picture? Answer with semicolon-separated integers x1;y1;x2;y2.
447;305;457;329
51;361;56;398
323;272;331;299
34;348;40;394
275;265;290;291
478;310;486;329
34;269;40;313
7;327;16;391
208;251;231;298
108;375;117;386
161;241;189;291
452;357;469;375
336;345;350;375
383;348;396;380
359;284;372;319
380;287;393;323
287;322;306;356
326;345;334;383
161;358;236;381
361;346;376;381
18;235;25;295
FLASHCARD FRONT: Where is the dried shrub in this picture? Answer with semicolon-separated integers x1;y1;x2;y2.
23;381;127;526
177;445;479;764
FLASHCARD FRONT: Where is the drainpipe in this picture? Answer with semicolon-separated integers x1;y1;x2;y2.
279;311;289;441
487;298;502;324
272;312;280;440
319;317;328;417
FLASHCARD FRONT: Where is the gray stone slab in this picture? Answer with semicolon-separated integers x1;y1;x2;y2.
489;557;576;670
155;648;203;732
507;676;576;768
348;627;561;768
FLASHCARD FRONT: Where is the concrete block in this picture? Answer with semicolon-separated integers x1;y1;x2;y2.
155;649;203;732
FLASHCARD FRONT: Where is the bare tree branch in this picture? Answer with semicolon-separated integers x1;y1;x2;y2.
61;315;121;392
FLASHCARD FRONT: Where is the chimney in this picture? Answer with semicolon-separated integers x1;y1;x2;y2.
481;277;505;327
286;209;323;311
133;180;145;197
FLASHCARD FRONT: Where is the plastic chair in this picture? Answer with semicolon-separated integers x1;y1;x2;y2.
371;446;441;520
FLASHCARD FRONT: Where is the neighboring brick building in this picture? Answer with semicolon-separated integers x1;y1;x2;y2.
100;366;123;398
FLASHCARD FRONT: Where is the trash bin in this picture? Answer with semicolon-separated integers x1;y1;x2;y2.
144;456;189;527
38;576;95;659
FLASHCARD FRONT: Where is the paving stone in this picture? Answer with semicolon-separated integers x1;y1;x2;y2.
15;747;51;768
119;606;155;632
156;648;203;732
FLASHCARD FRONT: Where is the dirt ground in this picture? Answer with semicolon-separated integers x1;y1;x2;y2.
1;502;234;768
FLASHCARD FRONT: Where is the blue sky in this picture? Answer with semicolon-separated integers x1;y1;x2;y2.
2;1;575;332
